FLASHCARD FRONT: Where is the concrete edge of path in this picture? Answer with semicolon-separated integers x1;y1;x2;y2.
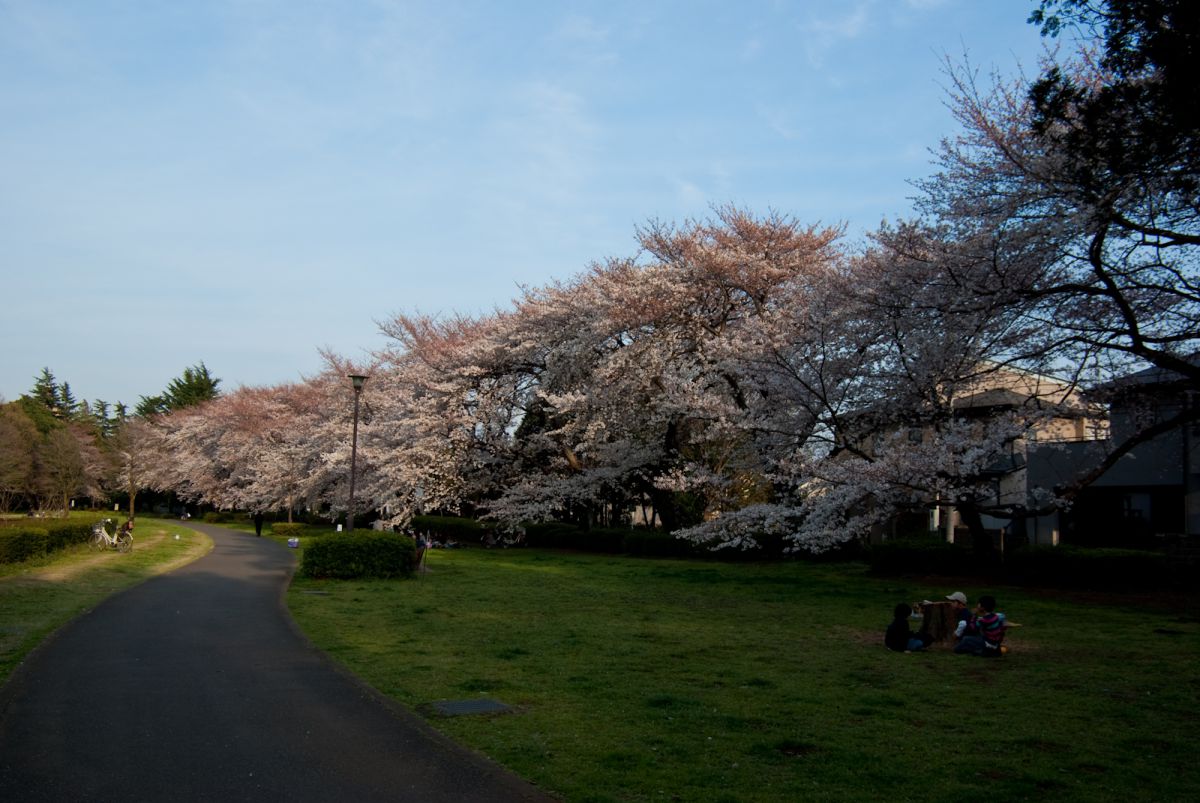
194;523;560;802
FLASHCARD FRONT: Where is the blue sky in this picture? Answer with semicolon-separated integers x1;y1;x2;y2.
1;0;1048;407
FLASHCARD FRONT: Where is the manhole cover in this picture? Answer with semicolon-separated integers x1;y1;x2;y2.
429;698;512;717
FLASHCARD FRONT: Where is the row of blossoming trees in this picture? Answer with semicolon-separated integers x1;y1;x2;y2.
136;1;1199;553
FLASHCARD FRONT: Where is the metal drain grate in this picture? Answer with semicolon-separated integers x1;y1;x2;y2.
428;698;512;716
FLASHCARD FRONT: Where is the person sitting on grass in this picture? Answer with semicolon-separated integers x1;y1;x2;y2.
885;603;933;653
948;591;971;640
953;595;1008;657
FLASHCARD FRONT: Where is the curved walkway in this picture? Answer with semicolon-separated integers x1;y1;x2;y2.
0;524;552;802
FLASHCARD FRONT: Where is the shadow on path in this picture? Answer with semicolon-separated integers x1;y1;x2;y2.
0;523;553;802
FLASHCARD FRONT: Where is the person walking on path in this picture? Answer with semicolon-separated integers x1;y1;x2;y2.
0;523;552;802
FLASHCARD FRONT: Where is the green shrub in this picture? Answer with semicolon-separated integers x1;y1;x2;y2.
690;530;804;562
585;527;627;553
866;538;977;576
802;537;867;563
624;529;695;558
202;511;239;524
524;521;584;547
300;532;418;579
0;527;49;564
867;539;1187;590
1004;545;1178;590
524;522;626;553
270;522;339;539
43;519;98;552
411;515;490;543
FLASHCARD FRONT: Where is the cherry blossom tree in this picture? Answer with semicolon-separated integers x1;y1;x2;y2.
915;3;1199;386
803;1;1200;547
665;228;1083;554
676;1;1199;554
461;207;844;531
145;373;351;522
218;380;341;521
369;311;541;526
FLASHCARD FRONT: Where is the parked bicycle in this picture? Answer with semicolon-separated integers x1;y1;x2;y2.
90;518;134;553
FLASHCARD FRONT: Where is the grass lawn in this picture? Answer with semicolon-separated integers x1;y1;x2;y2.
0;516;212;682
287;547;1200;803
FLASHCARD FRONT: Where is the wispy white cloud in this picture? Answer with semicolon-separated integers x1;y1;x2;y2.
755;103;805;141
550;14;611;46
481;79;599;210
798;1;874;68
674;178;707;208
545;13;619;68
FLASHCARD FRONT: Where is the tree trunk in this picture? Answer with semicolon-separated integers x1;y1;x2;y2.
918;601;958;643
1007;505;1029;552
957;499;993;557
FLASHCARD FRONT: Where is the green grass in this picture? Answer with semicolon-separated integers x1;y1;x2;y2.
0;517;212;682
287;548;1200;802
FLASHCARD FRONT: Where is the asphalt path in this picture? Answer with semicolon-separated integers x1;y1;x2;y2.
0;523;553;802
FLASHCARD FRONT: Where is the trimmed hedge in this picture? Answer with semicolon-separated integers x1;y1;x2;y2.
523;521;805;559
44;520;97;552
867;539;1194;591
1003;545;1185;591
866;539;979;577
624;529;696;558
0;517;106;565
523;521;582;547
300;532;418;579
524;522;626;553
412;515;492;542
271;523;306;538
0;526;49;563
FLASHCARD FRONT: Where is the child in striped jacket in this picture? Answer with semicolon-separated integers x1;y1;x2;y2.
954;595;1008;657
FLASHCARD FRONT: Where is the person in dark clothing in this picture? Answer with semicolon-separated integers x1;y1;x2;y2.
885;603;933;652
253;511;264;537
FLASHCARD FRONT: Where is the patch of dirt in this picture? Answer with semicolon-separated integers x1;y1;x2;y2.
847;626;1038;655
36;533;167;582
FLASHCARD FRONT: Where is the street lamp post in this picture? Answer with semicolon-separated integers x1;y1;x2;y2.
346;374;368;532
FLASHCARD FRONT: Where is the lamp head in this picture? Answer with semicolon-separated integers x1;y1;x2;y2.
348;374;368;391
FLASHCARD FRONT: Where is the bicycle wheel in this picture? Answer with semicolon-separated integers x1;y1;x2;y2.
89;532;107;551
117;534;133;553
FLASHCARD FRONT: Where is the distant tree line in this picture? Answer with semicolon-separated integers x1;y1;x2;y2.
0;363;220;516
